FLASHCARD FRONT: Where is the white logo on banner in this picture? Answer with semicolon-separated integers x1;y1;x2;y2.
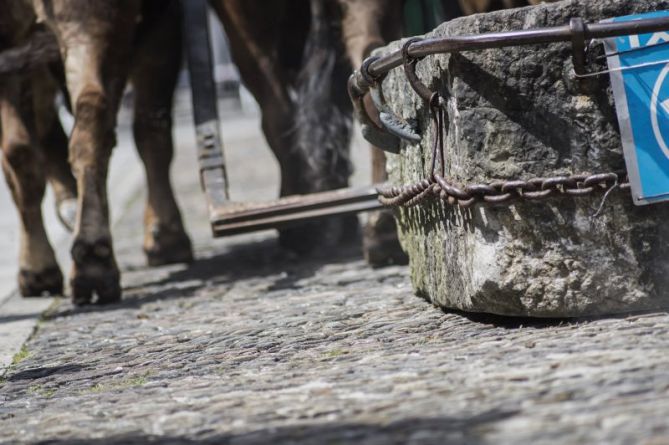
650;64;669;160
629;32;669;48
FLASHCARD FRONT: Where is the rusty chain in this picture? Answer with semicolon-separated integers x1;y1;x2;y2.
379;41;631;210
374;97;633;210
377;171;630;209
376;72;631;210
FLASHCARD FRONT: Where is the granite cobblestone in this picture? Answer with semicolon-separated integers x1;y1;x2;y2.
0;116;668;444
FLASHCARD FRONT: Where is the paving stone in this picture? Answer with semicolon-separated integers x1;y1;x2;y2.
1;107;669;445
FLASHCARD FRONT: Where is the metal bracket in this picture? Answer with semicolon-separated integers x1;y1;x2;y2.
351;15;669;141
348;74;402;153
371;84;421;144
182;0;230;218
570;17;587;76
362;56;421;144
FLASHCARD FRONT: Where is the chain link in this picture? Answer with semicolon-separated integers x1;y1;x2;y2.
378;39;631;210
378;171;630;208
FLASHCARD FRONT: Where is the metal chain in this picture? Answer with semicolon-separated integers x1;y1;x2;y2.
377;83;632;210
377;102;631;210
378;32;632;210
378;171;630;208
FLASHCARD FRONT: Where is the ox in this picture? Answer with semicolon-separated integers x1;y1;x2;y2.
0;0;549;304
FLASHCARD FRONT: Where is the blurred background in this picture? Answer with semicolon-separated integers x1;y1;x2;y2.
0;11;374;305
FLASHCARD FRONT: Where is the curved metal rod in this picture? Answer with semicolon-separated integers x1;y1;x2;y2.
347;75;381;129
350;15;669;98
370;79;421;144
402;37;434;104
348;75;401;152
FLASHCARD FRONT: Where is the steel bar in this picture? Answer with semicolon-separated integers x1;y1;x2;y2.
352;15;669;96
212;186;381;223
211;187;382;236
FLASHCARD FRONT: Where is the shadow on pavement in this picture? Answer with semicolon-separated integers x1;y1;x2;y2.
32;409;518;444
44;233;668;330
7;363;85;382
0;311;48;325
47;237;366;319
441;304;669;330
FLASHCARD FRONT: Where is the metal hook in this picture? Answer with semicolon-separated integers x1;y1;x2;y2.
360;53;421;145
401;39;448;177
401;39;448;176
347;74;401;153
370;78;422;144
360;56;381;88
402;37;436;104
428;93;446;178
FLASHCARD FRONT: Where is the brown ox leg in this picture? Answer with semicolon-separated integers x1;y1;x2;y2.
131;0;192;267
213;0;361;253
212;1;330;251
209;0;296;195
0;76;63;296
35;0;142;304
32;67;78;232
339;0;409;266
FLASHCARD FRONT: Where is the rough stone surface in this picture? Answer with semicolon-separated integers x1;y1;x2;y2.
2;103;669;444
381;0;669;317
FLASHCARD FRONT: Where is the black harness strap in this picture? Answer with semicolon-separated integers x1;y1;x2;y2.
181;0;230;211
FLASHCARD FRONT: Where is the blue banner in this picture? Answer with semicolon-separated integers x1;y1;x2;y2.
606;10;669;205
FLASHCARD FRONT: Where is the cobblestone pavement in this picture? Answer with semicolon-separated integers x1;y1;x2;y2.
0;107;145;369
1;107;669;444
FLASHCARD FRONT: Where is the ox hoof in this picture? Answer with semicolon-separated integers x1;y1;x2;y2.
18;267;64;297
363;210;408;268
70;273;121;306
145;226;193;267
70;238;121;305
56;198;78;233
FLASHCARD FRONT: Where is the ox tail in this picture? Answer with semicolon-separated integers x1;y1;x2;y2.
293;0;353;192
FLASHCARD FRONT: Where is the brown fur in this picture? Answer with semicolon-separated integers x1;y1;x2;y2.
0;0;192;302
0;0;72;296
339;0;403;185
210;0;362;251
0;0;552;301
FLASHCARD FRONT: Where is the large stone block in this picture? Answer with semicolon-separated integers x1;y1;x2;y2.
379;0;669;317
